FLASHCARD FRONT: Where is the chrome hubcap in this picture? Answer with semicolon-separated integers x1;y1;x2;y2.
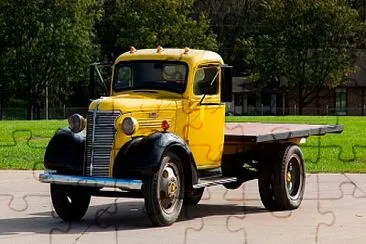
158;162;180;213
286;155;302;199
287;163;293;192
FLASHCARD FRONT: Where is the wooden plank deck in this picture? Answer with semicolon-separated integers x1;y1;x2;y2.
224;123;344;143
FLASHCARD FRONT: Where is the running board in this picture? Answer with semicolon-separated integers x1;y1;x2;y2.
193;176;237;189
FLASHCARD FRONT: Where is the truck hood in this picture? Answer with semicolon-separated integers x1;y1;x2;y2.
89;93;180;113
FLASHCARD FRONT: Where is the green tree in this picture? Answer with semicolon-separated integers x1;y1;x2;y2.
0;0;102;119
348;0;366;21
192;0;262;74
102;0;217;57
252;0;360;114
0;9;12;119
347;0;366;49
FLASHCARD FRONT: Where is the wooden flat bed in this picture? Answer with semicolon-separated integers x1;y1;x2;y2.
225;123;344;143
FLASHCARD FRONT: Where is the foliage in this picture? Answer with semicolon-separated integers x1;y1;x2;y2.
347;0;366;49
0;0;102;119
102;0;218;56
1;0;366;118
0;3;14;118
251;0;360;114
192;0;262;74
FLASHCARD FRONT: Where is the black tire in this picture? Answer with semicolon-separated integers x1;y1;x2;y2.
223;180;243;190
273;145;305;210
144;151;184;226
184;188;204;205
258;160;281;210
51;184;91;221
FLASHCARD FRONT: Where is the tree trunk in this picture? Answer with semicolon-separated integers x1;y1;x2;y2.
0;100;3;120
27;96;36;120
298;100;304;115
36;103;41;120
27;101;33;120
27;76;33;120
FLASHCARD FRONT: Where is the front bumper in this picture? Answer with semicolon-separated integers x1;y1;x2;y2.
39;172;143;190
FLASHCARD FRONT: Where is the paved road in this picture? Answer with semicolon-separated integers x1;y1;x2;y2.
0;171;365;244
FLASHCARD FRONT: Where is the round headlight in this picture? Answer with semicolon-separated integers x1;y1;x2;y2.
122;117;137;135
68;114;86;133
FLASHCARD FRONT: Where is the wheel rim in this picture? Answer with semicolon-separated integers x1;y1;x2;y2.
286;155;303;200
157;160;181;214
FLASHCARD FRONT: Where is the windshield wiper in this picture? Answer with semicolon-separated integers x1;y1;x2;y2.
91;62;109;95
199;70;219;105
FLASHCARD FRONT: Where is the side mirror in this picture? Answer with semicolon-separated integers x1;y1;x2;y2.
221;65;233;102
89;62;111;99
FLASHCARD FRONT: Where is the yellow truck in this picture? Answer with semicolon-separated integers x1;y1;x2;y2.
39;47;343;226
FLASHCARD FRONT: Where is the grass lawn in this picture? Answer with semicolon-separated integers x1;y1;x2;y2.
0;120;66;170
0;116;365;173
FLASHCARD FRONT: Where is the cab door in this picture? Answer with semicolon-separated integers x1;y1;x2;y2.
188;64;225;169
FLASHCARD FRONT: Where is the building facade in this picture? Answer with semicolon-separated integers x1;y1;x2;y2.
228;50;366;116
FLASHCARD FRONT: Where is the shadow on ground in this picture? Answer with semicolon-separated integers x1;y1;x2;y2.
0;200;267;236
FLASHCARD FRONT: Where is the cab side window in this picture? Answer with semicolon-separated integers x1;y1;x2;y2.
193;67;219;95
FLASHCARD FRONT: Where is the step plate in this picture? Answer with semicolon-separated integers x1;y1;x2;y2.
193;176;237;189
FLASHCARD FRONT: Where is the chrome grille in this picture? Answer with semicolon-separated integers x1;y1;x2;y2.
85;111;120;177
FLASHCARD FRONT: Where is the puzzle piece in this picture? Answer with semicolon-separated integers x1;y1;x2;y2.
0;170;52;243
316;174;366;243
183;175;338;243
0;129;48;170
0;170;49;212
183;186;247;244
49;198;121;244
1;96;365;244
218;175;333;244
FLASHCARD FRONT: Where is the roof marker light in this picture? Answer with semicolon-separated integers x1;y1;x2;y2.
156;45;164;53
183;47;190;54
130;46;136;54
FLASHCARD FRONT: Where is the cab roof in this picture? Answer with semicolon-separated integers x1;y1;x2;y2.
114;48;224;67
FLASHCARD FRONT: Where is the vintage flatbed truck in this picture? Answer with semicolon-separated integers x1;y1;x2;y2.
39;47;343;226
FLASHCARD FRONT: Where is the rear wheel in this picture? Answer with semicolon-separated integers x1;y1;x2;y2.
144;151;184;226
258;144;305;210
273;145;305;209
258;161;280;210
51;184;90;221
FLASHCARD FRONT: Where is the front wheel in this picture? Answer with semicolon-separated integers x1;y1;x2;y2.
51;184;90;221
144;151;184;226
184;188;204;205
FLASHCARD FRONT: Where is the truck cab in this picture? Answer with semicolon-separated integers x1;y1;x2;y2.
90;47;231;174
40;47;343;226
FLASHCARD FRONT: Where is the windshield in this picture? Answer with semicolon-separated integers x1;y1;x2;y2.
113;61;188;93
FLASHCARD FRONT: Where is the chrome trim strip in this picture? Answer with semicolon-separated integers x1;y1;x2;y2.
192;177;237;189
90;99;102;176
39;173;142;190
138;118;172;128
